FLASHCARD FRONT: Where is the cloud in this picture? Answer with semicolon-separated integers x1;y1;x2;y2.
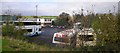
1;0;57;2
56;0;119;2
1;0;119;2
1;2;118;16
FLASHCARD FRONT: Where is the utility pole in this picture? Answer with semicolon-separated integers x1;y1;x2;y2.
92;4;95;14
36;5;38;18
113;5;116;15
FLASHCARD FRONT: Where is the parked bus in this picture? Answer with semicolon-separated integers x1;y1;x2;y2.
14;20;42;36
52;22;96;47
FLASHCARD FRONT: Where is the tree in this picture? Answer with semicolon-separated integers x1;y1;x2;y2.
92;13;120;51
54;12;72;26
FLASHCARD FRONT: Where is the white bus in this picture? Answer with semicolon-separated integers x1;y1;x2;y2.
14;20;42;36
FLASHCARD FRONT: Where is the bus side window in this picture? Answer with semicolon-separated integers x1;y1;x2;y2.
27;29;32;32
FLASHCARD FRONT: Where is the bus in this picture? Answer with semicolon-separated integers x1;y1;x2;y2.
52;28;96;47
14;18;42;36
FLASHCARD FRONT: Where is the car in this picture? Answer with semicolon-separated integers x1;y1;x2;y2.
50;25;54;28
57;26;65;28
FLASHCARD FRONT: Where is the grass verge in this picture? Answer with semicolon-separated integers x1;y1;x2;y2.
2;36;69;51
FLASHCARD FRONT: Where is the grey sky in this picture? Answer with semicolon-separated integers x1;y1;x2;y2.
1;0;119;2
0;0;119;16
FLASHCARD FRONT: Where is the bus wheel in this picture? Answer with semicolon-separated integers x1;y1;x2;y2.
36;32;38;36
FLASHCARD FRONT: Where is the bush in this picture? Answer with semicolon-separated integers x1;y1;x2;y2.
91;13;120;51
2;24;29;41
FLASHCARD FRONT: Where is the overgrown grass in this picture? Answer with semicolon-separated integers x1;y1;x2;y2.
40;16;57;19
0;36;2;52
2;36;69;51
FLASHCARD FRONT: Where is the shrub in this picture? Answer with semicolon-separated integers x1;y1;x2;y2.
2;24;28;41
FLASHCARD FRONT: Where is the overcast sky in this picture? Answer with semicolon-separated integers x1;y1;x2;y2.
0;0;119;16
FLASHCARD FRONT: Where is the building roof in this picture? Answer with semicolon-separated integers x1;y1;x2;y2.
17;18;37;21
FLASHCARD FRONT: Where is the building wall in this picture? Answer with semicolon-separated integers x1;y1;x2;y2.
39;18;54;27
0;16;2;25
118;1;120;13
